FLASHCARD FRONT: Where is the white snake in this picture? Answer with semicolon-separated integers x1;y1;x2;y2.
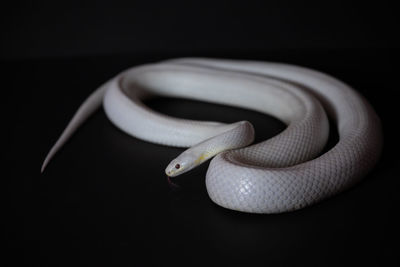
42;58;383;214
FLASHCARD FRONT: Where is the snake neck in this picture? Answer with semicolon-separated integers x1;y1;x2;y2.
165;121;254;177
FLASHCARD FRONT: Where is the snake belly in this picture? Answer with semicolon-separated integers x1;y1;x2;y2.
42;58;383;214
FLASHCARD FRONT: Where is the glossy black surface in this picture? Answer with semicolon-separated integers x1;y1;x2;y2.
3;1;399;266
4;53;399;266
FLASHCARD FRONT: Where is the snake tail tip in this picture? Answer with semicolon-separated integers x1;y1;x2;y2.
40;164;45;173
41;158;49;173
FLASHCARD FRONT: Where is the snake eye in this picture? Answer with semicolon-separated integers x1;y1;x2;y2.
175;164;181;169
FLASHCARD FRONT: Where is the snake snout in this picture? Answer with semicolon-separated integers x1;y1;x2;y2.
165;159;183;177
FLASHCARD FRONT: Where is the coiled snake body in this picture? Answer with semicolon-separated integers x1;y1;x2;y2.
42;58;383;213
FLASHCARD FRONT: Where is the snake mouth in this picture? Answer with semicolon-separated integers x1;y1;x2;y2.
165;160;184;177
166;170;176;177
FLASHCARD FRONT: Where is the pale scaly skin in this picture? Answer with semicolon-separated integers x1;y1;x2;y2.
165;121;254;177
42;58;383;214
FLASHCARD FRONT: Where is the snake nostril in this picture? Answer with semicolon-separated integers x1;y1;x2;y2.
175;164;180;169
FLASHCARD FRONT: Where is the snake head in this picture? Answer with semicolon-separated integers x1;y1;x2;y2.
165;151;198;177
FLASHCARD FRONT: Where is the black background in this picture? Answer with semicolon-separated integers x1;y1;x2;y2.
3;1;399;266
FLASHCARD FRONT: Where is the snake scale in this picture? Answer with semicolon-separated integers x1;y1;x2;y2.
42;58;383;213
